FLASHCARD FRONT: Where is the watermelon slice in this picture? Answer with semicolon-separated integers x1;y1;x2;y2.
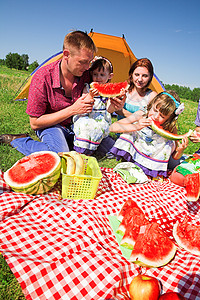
90;81;129;97
184;172;200;201
130;222;177;268
151;119;193;140
173;216;200;256
120;208;149;250
117;199;141;222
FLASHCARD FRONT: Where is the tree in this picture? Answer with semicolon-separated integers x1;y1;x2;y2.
28;61;39;73
21;54;29;70
5;52;29;70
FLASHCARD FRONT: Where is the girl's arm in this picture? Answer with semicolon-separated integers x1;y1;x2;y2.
172;137;189;160
109;114;151;133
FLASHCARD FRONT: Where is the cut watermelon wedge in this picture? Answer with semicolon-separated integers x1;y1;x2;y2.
173;216;200;256
130;222;177;268
151;119;193;141
185;172;200;202
90;81;129;97
120;208;149;250
117;199;141;222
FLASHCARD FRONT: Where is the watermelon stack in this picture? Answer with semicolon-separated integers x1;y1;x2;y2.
115;200;177;268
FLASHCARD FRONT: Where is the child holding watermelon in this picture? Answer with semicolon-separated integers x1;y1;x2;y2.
109;91;188;178
73;56;125;156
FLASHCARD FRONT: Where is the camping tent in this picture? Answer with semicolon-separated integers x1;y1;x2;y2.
14;31;164;100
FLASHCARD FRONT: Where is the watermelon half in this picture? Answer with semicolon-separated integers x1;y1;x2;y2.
184;172;200;202
4;151;61;195
90;81;129;97
151;119;193;140
130;222;177;268
173;216;200;256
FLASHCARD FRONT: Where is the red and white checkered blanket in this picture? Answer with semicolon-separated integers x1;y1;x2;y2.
0;169;200;300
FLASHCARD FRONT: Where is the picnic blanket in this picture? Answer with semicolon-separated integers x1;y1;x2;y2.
0;168;200;300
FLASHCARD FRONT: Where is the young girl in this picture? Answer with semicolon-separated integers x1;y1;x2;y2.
73;56;122;155
109;91;188;178
117;58;157;120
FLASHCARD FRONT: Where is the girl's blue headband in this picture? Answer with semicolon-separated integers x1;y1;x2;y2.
161;92;180;108
161;92;184;117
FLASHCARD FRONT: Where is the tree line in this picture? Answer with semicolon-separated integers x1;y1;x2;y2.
0;52;39;73
0;52;200;102
164;83;200;103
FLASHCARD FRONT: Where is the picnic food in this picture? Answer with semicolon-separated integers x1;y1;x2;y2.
173;216;200;256
4;151;61;194
184;172;200;202
117;199;141;222
90;81;129;97
129;274;161;300
59;151;84;175
151;119;193;140
130;222;177;268
117;206;149;250
159;292;186;299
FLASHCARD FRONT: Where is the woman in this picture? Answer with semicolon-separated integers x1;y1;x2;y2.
117;58;157;120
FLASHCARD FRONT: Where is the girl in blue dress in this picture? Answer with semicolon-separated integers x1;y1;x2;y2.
110;91;187;177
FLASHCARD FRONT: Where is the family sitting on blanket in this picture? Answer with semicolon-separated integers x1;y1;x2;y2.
0;31;124;157
109;91;188;178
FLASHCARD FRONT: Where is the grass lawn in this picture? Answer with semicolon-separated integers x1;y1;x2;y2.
0;65;200;299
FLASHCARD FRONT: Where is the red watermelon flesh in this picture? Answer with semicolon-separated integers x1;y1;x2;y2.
173;216;200;256
130;222;177;267
117;199;141;222
90;81;129;97
185;173;200;201
8;153;57;184
120;209;149;249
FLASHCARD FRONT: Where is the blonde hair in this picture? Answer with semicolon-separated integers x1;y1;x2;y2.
63;30;97;53
147;90;180;132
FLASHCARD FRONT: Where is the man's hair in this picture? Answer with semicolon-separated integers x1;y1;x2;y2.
63;30;97;53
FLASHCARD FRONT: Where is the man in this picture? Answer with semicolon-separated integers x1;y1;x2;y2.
1;30;124;156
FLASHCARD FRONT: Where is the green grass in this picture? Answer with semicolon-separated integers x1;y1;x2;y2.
0;65;200;299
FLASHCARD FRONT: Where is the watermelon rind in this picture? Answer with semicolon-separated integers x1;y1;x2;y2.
151;120;193;140
90;81;129;97
130;243;177;268
129;223;177;268
173;220;200;256
4;151;61;195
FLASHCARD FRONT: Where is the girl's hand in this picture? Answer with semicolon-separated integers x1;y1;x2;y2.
137;117;152;130
109;93;126;111
89;87;99;98
176;137;189;152
190;129;200;143
173;137;189;160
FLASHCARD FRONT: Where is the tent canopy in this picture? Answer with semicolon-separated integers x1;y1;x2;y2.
14;31;164;100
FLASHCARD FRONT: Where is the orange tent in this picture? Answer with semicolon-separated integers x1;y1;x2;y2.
88;31;164;93
14;31;164;100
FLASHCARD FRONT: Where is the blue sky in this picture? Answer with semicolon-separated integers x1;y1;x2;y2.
1;0;200;89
